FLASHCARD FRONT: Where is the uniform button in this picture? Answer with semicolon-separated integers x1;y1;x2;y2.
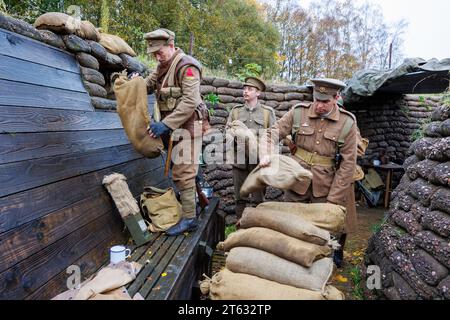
321;119;324;122
314;152;318;155
316;141;320;145
319;129;322;133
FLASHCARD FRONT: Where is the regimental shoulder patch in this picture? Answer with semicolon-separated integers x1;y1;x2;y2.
185;67;195;80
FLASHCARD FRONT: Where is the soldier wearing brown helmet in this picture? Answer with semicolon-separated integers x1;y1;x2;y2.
227;77;276;218
260;78;358;267
131;28;205;236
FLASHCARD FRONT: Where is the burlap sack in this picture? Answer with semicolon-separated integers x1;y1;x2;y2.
226;247;334;292
240;155;313;197
218;227;331;267
240;207;331;246
201;268;345;300
257;202;347;234
114;74;163;158
50;262;141;300
75;20;100;41
140;187;182;232
102;173;140;219
226;120;258;159
99;31;136;56
34;12;78;34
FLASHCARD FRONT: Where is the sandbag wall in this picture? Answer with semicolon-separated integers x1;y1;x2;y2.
200;77;313;217
364;98;450;300
349;94;442;187
0;13;148;111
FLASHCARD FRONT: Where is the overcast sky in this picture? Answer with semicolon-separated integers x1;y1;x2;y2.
266;0;450;60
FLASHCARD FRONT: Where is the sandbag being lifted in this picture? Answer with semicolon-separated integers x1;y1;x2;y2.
114;74;163;158
217;227;331;267
240;154;313;197
201;268;345;300
257;202;347;234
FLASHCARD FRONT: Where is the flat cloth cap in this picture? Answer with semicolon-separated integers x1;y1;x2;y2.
144;28;175;53
310;78;346;100
244;77;266;92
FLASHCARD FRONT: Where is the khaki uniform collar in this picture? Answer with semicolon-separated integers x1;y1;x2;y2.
245;101;260;112
308;103;340;121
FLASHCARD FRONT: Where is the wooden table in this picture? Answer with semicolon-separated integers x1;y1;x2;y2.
363;163;405;208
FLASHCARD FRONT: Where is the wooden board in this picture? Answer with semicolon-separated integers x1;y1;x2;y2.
0;106;123;133
0;79;92;112
0;211;125;300
25;230;129;300
0;28;79;73
0;157;166;234
0;167;167;274
0;144;144;198
0;54;86;92
0;129;129;165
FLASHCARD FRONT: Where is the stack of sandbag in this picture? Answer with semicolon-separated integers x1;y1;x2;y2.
32;12;147;110
201;203;347;300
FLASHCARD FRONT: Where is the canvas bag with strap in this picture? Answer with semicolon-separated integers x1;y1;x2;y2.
139;187;182;232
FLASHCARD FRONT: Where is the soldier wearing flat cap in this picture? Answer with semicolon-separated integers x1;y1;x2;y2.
226;77;276;218
260;78;358;266
131;28;206;236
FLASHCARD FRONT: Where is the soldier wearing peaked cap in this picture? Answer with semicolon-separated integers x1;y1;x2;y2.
227;77;276;219
259;78;358;267
131;28;207;236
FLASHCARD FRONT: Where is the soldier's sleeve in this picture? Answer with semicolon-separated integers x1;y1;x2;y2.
327;121;358;205
161;66;201;130
144;69;158;94
259;108;293;157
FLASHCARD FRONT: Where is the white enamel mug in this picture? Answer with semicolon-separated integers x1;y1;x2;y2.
110;245;131;265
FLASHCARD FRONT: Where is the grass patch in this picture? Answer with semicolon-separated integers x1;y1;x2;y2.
225;225;236;239
349;266;365;300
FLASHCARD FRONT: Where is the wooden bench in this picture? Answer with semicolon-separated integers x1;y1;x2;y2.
125;197;222;300
0;26;224;300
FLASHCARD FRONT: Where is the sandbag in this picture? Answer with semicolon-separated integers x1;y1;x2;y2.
140;187;182;232
226;247;334;292
240;154;312;197
226;120;258;159
257;202;346;234
75;20;100;41
113;74;163;158
102;173;140;218
240;207;331;246
201;268;345;300
34;12;78;34
218;227;331;267
52;262;141;300
99;31;136;56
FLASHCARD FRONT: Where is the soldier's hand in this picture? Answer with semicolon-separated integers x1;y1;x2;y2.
129;72;140;79
259;155;272;168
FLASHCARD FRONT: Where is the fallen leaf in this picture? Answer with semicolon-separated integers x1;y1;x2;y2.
334;275;349;283
161;272;168;277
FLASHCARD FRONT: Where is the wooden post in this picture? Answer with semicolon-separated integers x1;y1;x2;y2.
189;32;194;56
384;169;393;208
388;42;393;69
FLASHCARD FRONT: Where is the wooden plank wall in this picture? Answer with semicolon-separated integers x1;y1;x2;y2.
0;28;169;300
